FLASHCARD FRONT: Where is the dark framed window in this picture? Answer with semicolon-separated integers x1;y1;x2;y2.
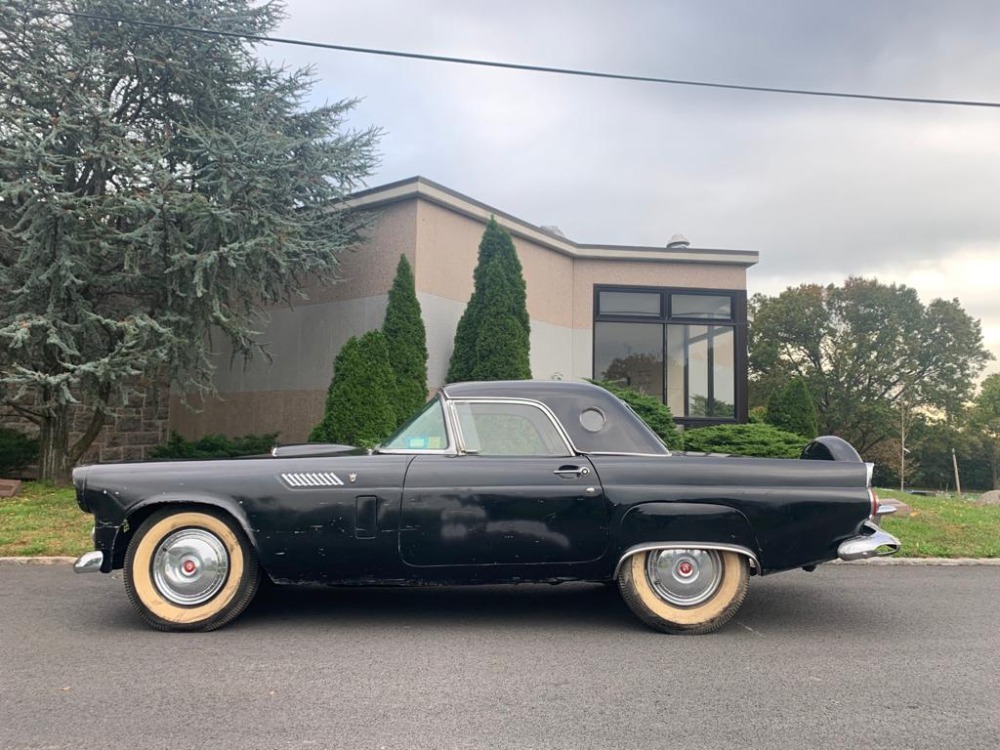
670;294;732;320
597;290;662;317
593;286;747;426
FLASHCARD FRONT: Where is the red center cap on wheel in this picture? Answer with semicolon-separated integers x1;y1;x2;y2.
678;561;693;576
182;560;197;574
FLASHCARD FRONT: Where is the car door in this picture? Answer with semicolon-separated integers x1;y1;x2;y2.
399;399;611;567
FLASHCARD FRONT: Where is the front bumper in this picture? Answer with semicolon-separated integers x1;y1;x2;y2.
73;551;104;573
838;521;901;561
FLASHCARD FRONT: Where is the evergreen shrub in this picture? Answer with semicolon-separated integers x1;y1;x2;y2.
0;427;39;475
681;423;805;458
765;378;819;438
310;331;398;447
447;218;531;382
150;431;278;459
591;380;682;450
383;255;428;424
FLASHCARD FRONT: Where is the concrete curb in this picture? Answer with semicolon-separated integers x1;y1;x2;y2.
2;556;999;566
0;556;77;565
832;557;1000;566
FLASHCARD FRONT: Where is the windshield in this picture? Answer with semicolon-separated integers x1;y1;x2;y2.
379;398;450;452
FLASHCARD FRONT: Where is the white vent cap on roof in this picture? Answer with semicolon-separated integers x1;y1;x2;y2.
666;233;690;249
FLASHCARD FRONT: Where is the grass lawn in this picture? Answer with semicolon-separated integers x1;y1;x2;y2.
877;488;1000;558
0;484;91;557
1;482;998;559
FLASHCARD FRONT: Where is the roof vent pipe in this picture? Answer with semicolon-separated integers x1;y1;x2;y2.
666;233;690;249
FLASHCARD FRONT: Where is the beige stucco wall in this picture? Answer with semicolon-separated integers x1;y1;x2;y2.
295;200;418;306
414;200;576;328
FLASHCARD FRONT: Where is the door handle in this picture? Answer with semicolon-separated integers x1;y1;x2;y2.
553;466;590;477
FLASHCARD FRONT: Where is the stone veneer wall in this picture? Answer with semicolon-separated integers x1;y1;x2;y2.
80;378;171;463
0;376;170;472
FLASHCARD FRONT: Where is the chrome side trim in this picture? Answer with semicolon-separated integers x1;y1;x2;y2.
73;551;104;574
614;542;760;579
280;472;345;489
584;451;673;458
837;521;901;561
865;462;875;488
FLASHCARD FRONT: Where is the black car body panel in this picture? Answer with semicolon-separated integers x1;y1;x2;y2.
74;380;885;587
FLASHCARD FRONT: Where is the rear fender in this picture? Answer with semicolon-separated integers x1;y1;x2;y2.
615;502;761;579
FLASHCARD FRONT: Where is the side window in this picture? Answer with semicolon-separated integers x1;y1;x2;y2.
454;402;571;457
381;399;449;451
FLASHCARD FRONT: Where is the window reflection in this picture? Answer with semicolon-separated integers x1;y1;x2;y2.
667;325;735;418
594;322;664;398
454;402;569;456
712;328;735;418
671;294;732;319
598;291;662;317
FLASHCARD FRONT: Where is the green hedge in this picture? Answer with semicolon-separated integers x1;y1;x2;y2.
681;423;805;458
151;431;278;459
0;427;39;476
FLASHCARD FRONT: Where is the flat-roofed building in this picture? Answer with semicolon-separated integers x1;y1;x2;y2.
169;176;759;442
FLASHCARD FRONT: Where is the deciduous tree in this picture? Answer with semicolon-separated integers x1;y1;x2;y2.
0;0;380;481
970;374;1000;489
749;278;991;454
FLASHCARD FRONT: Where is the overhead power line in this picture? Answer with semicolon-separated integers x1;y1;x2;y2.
42;9;1000;110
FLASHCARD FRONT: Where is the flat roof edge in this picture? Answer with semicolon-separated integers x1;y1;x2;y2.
346;177;759;267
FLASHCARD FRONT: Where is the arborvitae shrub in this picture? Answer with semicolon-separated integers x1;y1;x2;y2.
383;255;428;424
310;331;398;447
447;218;531;382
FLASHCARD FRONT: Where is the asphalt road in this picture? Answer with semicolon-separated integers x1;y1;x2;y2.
0;564;998;750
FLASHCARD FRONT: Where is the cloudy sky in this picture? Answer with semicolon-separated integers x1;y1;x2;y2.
266;0;1000;375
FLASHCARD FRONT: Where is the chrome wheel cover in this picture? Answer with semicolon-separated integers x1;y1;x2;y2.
152;528;230;606
646;549;723;607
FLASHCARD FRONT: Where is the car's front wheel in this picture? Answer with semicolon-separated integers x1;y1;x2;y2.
124;508;260;632
618;548;749;634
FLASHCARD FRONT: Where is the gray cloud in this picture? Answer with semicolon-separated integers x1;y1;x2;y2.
268;0;1000;373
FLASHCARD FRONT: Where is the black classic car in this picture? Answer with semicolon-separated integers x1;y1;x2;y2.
72;380;900;634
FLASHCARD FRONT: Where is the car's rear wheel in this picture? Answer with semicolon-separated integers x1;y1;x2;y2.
124;508;260;632
618;548;749;634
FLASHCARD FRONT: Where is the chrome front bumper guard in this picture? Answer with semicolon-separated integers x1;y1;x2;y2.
838;521;901;561
73;550;104;573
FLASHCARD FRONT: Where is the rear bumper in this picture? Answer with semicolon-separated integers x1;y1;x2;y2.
838;521;901;561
